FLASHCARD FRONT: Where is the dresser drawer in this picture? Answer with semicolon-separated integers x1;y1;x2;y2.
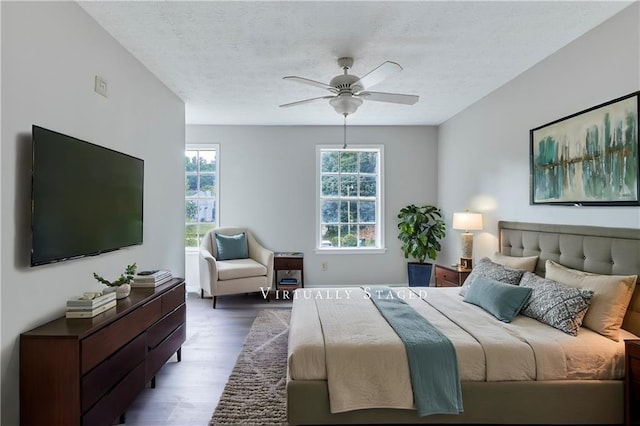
274;257;303;270
81;333;146;413
81;297;162;374
147;304;186;350
81;361;145;426
437;280;461;288
161;283;185;316
630;355;640;382
628;340;640;358
146;323;186;383
435;268;460;286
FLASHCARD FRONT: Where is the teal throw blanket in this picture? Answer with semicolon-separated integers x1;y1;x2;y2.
369;287;463;416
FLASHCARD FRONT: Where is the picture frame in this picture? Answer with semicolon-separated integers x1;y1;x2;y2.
530;91;639;206
459;257;473;270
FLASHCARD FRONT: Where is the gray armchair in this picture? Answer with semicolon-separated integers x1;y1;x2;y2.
199;227;274;308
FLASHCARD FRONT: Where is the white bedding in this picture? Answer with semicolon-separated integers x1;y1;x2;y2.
287;287;633;413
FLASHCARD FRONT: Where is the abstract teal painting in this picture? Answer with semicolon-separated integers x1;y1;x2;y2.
530;92;639;206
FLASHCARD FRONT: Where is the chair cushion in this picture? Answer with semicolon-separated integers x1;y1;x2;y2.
217;258;268;281
215;232;248;261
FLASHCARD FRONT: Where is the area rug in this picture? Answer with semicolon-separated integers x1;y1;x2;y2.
210;309;290;425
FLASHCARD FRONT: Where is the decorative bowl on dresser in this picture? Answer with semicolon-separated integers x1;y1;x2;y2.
20;278;186;426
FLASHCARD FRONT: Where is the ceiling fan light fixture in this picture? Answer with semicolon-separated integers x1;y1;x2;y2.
281;57;418;116
329;94;363;115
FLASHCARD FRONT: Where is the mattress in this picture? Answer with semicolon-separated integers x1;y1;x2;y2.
287;287;633;413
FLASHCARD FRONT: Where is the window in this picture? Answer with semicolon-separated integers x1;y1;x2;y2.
317;145;384;252
185;145;219;248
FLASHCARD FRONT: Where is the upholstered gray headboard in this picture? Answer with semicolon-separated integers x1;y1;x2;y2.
498;221;640;336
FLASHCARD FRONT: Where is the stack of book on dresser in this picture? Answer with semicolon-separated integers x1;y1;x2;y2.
66;292;116;318
132;269;173;288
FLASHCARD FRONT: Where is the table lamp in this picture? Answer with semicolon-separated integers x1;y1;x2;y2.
452;211;483;269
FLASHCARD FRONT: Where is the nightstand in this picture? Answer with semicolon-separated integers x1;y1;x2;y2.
625;339;640;426
434;264;471;287
274;252;304;291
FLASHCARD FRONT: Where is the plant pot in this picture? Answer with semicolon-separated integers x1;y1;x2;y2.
103;284;131;299
115;283;131;299
407;262;433;287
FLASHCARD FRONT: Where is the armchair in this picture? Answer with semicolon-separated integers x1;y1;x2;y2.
199;227;274;308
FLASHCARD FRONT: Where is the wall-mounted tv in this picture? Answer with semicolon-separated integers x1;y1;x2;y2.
31;125;144;266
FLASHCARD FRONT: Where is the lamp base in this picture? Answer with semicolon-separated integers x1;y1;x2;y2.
459;257;473;270
460;232;474;259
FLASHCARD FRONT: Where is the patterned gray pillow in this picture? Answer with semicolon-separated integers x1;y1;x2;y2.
459;257;525;297
519;272;593;336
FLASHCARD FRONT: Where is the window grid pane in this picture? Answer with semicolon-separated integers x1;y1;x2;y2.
319;147;381;249
185;148;218;248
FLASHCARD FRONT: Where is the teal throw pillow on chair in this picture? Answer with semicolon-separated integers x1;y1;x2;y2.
215;232;248;261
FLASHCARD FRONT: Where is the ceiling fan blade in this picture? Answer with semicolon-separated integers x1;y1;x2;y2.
279;95;335;108
359;91;419;105
351;61;402;90
283;76;337;93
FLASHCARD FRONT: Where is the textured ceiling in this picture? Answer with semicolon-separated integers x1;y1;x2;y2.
78;1;632;126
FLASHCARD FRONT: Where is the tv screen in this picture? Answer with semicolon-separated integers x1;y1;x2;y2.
31;126;144;266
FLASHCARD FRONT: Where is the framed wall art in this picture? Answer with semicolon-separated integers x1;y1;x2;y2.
530;91;639;206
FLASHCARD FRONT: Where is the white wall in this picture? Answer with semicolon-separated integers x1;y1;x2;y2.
438;3;640;266
187;125;438;286
1;3;185;424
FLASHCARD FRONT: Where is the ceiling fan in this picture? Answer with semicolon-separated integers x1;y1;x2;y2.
279;57;419;117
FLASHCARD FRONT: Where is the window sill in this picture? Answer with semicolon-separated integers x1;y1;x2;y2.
313;247;387;255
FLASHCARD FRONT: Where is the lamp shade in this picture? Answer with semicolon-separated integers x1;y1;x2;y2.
452;212;483;231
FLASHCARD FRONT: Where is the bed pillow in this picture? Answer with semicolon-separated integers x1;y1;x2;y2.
459;257;525;297
519;272;593;336
215;232;249;261
463;276;532;322
491;252;539;273
545;260;637;341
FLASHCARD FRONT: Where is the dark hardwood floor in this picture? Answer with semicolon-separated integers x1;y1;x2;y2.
119;291;291;426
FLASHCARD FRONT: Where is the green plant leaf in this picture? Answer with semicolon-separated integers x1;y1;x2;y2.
93;263;138;287
396;204;446;263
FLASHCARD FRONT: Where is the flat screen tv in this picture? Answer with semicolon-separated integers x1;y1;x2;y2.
31;125;144;266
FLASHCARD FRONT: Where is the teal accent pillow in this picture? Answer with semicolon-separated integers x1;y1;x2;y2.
463;276;532;322
215;232;248;261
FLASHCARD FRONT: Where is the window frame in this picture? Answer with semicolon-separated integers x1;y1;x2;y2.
315;144;386;254
185;144;220;251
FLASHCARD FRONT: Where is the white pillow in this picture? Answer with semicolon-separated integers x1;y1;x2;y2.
545;260;637;341
492;252;538;273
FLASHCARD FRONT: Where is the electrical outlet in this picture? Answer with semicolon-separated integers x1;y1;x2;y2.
321;261;328;271
94;75;108;97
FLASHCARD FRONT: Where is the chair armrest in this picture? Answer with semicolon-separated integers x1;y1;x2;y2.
248;237;274;287
199;248;219;295
249;242;273;268
199;248;216;263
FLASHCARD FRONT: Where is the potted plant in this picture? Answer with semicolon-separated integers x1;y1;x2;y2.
397;205;446;286
93;263;137;299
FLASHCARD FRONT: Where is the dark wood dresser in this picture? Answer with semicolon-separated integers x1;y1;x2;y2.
626;339;640;426
20;278;186;426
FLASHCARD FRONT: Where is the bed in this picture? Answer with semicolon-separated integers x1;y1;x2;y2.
286;221;640;425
